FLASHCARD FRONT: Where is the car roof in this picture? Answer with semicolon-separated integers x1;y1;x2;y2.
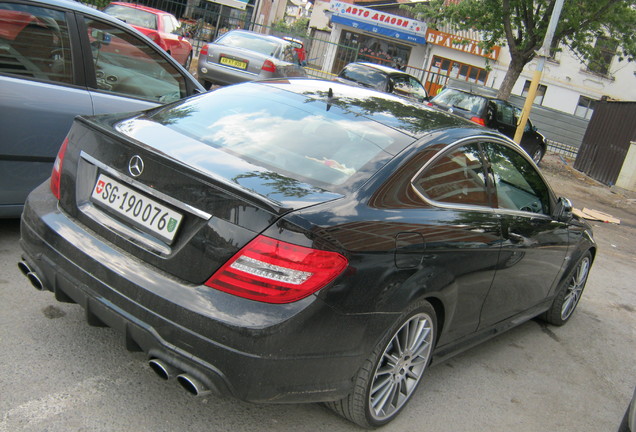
27;0;146;23
109;1;170;16
220;29;289;44
441;87;508;104
353;62;412;76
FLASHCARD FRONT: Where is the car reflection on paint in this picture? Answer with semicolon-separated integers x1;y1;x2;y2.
20;78;595;428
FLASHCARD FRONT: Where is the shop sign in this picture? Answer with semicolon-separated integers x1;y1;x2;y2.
329;0;427;44
426;29;501;60
206;0;248;11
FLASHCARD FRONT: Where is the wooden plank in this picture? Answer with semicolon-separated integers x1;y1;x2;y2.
581;207;621;224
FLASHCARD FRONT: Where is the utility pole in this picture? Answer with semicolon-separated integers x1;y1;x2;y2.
513;0;565;144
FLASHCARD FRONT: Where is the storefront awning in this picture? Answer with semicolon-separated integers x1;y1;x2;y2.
332;15;426;44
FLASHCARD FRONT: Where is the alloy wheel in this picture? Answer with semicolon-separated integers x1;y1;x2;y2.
561;256;590;320
368;312;433;422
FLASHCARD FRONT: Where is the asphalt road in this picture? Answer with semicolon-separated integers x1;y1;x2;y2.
1;177;635;432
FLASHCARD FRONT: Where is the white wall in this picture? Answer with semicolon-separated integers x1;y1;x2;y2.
491;44;636;114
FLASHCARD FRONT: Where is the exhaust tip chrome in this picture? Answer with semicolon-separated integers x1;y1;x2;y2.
18;261;31;276
26;272;44;290
148;358;179;380
177;374;210;396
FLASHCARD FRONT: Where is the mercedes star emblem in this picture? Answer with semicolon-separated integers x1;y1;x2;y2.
128;155;144;177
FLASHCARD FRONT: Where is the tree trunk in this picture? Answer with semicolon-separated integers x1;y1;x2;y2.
496;56;528;100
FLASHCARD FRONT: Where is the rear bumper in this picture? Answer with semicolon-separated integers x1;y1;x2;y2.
197;58;260;86
19;183;388;403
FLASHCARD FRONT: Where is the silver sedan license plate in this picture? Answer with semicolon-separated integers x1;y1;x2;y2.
91;174;183;242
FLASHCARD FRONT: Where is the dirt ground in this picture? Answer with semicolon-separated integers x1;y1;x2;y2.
540;152;636;261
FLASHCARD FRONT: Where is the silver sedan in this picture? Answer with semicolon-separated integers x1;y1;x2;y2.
197;30;307;89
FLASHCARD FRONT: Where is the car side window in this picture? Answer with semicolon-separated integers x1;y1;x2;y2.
0;2;73;84
483;142;550;214
409;77;427;100
83;17;187;103
513;106;533;132
413;143;490;207
495;101;515;126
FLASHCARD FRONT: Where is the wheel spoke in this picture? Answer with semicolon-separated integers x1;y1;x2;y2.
372;380;396;414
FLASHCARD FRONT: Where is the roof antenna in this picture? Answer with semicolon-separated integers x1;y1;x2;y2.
326;87;334;111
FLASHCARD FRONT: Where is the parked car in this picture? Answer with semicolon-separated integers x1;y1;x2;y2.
19;79;595;428
428;87;547;164
336;62;428;102
103;2;193;69
0;0;204;218
196;29;307;89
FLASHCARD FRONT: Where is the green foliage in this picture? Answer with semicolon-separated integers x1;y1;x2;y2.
272;17;310;36
84;0;111;10
403;0;636;98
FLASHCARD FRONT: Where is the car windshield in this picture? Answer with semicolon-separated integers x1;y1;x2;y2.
105;5;157;30
432;89;487;115
144;84;399;187
339;64;387;91
216;32;281;56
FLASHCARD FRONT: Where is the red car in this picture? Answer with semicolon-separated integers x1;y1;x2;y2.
104;2;192;68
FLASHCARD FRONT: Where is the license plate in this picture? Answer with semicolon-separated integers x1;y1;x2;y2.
220;56;247;70
91;174;183;243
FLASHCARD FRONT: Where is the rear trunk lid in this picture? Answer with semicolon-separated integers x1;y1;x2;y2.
58;114;341;285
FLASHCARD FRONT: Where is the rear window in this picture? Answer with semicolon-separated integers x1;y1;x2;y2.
104;5;157;30
432;89;487;115
146;85;398;187
216;31;281;57
339;64;387;91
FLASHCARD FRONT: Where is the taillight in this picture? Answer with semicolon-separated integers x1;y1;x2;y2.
205;235;348;304
50;137;69;199
261;59;276;73
200;45;208;56
426;102;433;107
470;116;486;126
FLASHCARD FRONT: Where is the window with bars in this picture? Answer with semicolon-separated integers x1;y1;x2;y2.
587;37;618;76
574;96;597;119
521;80;547;105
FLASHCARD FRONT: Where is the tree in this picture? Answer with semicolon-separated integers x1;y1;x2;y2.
272;17;310;36
403;0;636;100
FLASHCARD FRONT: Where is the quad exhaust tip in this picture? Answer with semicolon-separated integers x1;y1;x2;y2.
177;374;210;396
18;261;45;291
148;358;179;380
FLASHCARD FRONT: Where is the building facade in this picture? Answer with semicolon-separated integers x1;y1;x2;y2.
310;0;635;120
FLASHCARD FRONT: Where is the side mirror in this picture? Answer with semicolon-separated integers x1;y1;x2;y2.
554;197;573;222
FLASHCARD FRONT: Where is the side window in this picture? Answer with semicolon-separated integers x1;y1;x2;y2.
281;43;298;63
409;77;427;100
484;142;550;215
162;15;177;34
495;101;514;126
83;17;186;103
0;3;73;84
513;107;533;132
413;143;490;207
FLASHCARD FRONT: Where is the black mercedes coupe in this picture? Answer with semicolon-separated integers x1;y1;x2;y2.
19;79;596;428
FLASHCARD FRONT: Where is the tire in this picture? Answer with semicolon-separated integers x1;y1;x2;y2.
183;52;192;71
543;251;592;326
326;299;436;428
531;146;545;165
